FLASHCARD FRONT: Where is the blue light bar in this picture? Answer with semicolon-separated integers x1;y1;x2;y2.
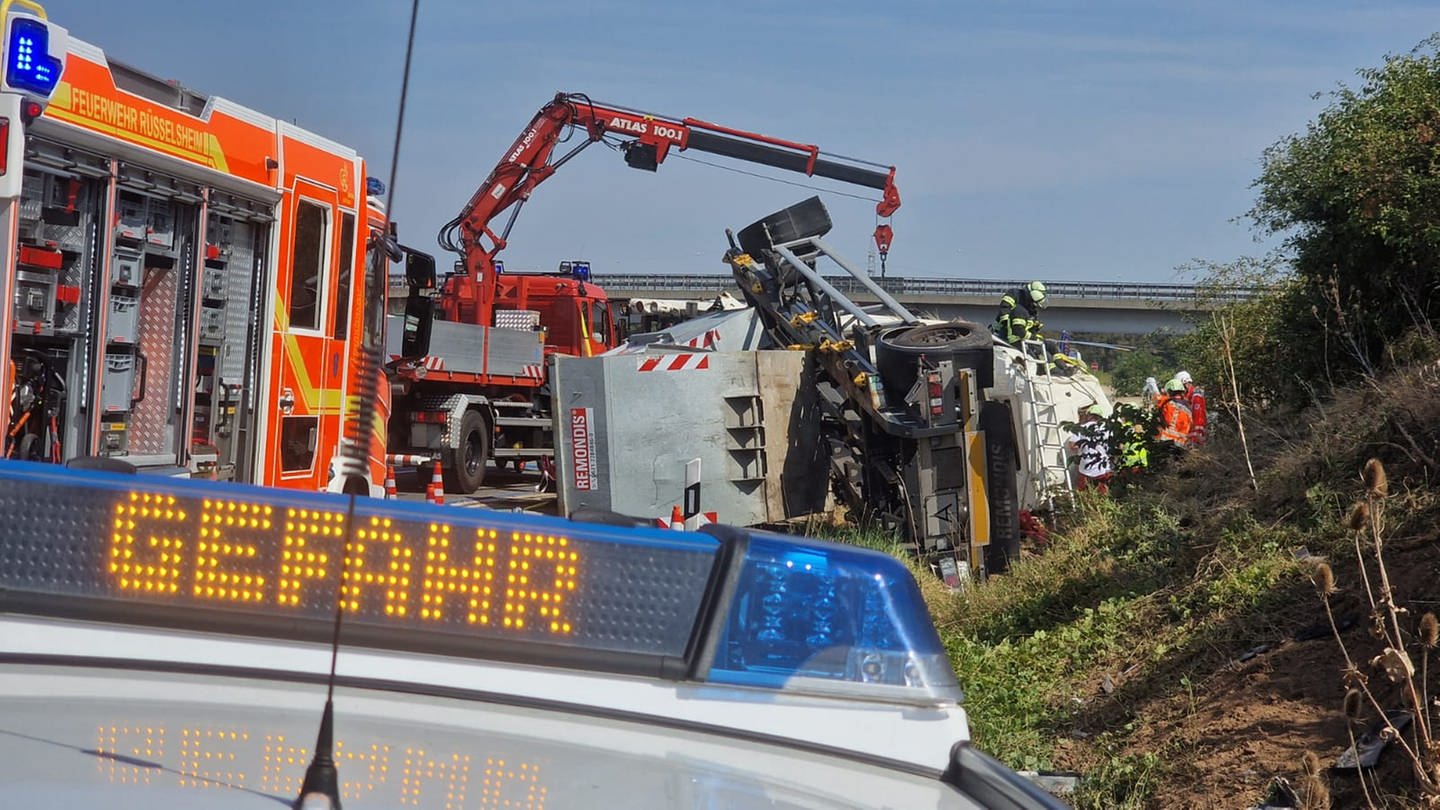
0;460;958;705
365;176;386;197
5;17;61;99
705;530;961;704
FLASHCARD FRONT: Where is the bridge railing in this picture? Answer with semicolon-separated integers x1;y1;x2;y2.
387;273;1268;303
593;274;1268;303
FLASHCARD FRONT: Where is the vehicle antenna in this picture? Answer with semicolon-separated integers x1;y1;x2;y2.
294;488;359;809
296;1;421;808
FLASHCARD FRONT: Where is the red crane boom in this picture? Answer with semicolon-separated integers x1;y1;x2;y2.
434;91;901;327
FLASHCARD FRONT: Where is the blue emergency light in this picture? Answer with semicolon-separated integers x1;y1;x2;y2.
0;459;961;706
572;260;591;281
3;14;62;99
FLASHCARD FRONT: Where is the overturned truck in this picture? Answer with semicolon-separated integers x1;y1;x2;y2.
555;198;1109;584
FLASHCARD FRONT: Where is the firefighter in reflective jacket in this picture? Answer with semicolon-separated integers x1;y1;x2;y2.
992;281;1048;346
1175;370;1208;444
1156;378;1193;447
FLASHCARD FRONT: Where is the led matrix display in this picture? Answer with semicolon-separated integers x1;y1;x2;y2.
0;469;719;663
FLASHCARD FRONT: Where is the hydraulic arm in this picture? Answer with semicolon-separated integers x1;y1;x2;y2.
434;92;901;328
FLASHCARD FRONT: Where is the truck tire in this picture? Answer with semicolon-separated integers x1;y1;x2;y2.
735;196;833;258
874;321;993;407
979;401;1022;576
444;409;490;494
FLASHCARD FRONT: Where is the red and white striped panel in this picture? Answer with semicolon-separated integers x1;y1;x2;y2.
387;355;445;371
386;453;437;467
637;353;710;373
522;364;544;380
395;356;444;371
683;329;721;349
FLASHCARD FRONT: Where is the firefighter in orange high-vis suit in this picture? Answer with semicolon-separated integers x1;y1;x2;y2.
1175;370;1207;445
1156;378;1193;448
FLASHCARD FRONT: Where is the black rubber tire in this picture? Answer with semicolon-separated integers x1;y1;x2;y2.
874;320;993;407
443;409;490;494
979;401;1022;576
735;196;833;258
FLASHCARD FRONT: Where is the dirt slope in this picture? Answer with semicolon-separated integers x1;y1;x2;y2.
1050;362;1440;806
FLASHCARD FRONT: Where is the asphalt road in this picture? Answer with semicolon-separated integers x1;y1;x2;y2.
389;462;558;514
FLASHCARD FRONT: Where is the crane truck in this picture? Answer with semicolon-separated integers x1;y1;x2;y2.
386;92;901;493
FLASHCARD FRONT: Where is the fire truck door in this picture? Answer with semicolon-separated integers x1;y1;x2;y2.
268;181;341;490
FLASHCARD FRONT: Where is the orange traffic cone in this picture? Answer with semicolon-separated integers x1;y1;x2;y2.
428;459;445;505
384;464;398;499
669;504;685;531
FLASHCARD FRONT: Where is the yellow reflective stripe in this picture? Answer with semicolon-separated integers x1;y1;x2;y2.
273;291;344;413
966;429;991;574
47;83;232;174
577;303;592;358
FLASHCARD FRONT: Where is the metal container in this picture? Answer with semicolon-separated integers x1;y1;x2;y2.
100;352;136;413
552;349;828;528
106;290;140;343
12;270;55;328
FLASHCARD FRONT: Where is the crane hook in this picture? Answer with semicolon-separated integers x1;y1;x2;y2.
873;223;893;274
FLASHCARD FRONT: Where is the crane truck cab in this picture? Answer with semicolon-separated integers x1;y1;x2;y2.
387;254;614;494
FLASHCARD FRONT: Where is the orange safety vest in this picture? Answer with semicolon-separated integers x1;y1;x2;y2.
1157;397;1193;445
1186;385;1208;443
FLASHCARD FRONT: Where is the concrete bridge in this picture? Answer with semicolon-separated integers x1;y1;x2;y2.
598;274;1265;335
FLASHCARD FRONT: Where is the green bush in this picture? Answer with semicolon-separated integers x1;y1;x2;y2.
1247;35;1440;385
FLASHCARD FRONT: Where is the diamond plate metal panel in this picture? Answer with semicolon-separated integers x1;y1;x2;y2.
131;262;180;456
220;220;258;384
59;252;87;334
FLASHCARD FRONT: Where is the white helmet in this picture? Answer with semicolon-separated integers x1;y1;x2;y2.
1175;370;1192;384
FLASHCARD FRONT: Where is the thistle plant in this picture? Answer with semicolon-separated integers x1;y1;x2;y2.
1313;458;1439;803
1299;750;1332;809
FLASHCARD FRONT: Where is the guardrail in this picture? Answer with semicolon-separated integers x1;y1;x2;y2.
592;274;1267;303
388;274;1269;303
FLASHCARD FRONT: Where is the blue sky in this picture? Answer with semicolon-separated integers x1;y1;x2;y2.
48;1;1440;282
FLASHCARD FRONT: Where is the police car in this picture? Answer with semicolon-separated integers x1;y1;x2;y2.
0;458;1065;808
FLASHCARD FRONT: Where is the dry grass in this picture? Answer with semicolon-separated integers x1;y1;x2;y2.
918;357;1440;806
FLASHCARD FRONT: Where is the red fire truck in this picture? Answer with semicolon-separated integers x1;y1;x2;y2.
0;9;411;495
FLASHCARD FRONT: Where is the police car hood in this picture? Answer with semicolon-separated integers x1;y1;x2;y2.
1;662;983;810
